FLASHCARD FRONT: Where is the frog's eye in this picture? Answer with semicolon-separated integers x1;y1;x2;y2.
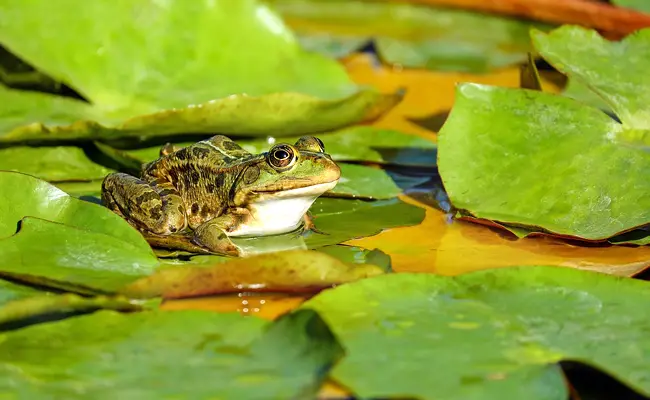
269;144;297;170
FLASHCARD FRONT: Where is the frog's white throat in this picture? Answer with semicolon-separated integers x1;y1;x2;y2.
227;181;338;237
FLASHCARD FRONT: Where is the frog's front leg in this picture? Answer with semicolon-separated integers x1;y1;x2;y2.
192;209;250;256
101;172;187;235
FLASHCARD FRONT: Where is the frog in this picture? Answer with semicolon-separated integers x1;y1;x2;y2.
101;135;341;256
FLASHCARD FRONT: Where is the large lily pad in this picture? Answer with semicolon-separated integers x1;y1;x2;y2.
0;308;342;398
268;0;546;72
0;0;399;143
531;26;650;130
437;83;650;240
0;145;113;181
122;250;385;299
302;266;650;399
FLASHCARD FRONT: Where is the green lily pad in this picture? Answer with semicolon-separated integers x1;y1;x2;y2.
562;79;613;115
268;0;548;72
0;171;158;293
0;279;44;307
0;293;140;330
0;171;150;247
437;83;650;240
531;26;650;130
306;197;426;247
0;308;343;398
302;266;650;399
0;145;113;181
0;217;159;293
613;0;650;12
0;0;399;143
123;249;385;299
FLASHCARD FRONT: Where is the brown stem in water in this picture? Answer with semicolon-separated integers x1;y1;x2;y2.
386;0;650;39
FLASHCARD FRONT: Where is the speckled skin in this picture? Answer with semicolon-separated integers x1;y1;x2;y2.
101;135;340;255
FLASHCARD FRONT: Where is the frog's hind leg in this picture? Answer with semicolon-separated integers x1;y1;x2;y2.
101;172;187;235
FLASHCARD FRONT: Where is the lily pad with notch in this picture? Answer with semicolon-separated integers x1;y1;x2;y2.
301;265;650;399
0;308;343;399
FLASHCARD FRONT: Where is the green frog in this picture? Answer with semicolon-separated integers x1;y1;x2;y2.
101;135;340;256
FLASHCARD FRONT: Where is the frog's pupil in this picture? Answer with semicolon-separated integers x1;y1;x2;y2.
275;150;289;160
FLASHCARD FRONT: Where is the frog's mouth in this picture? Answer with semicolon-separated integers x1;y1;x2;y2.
252;180;338;200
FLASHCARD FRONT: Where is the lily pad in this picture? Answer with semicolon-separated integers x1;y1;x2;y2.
122;250;385;299
0;0;399;143
0;170;150;247
0;171;158;293
531;26;650;130
302;266;650;399
0;308;343;399
0;145;113;181
268;0;547;72
437;83;650;240
0;217;159;293
0;279;44;307
306;197;426;247
0;293;140;330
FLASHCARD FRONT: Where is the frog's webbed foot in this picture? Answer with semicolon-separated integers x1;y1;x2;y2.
303;212;327;235
192;214;245;257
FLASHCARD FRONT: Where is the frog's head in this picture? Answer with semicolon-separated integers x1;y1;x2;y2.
233;136;341;206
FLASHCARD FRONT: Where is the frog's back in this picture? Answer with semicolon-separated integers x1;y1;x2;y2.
141;135;259;221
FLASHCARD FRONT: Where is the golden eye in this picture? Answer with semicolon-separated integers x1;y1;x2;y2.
268;144;296;169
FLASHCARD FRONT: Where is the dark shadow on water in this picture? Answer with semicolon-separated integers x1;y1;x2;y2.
561;361;649;400
407;110;450;134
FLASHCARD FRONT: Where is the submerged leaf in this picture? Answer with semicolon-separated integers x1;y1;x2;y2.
0;309;343;398
269;0;546;72
122;249;385;299
307;197;426;248
0;0;399;142
438;83;650;240
302;266;650;399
